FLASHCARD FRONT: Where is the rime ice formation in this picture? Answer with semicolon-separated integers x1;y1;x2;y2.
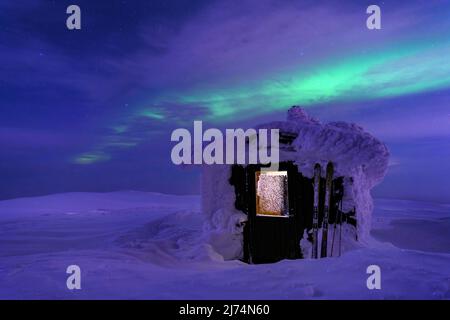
202;106;390;260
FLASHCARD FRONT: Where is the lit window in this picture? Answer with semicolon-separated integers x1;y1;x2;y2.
255;171;289;217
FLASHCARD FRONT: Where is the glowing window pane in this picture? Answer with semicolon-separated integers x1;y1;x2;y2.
255;171;289;217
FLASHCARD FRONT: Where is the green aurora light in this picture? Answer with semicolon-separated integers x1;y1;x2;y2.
73;39;450;164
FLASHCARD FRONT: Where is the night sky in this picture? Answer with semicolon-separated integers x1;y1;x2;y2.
1;0;449;202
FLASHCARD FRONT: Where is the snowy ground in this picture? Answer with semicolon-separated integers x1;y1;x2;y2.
0;191;449;299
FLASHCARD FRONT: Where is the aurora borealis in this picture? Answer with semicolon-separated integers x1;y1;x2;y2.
75;38;450;165
160;40;450;120
1;0;449;201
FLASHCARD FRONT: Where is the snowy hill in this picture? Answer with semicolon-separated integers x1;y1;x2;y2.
0;192;448;299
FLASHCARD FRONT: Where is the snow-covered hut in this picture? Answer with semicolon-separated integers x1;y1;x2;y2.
202;107;389;263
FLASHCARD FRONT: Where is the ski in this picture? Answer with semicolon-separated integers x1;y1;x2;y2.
330;200;341;257
311;163;321;259
320;162;334;258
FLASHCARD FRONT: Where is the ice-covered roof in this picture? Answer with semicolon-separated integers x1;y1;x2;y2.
256;106;390;187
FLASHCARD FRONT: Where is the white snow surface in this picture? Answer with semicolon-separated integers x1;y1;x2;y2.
0;191;449;300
